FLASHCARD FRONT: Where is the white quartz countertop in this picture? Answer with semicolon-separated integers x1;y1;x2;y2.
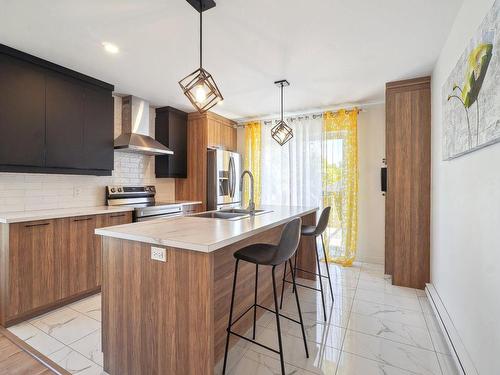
95;205;318;252
0;206;134;224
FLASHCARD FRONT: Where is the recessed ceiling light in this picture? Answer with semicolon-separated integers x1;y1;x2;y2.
102;42;119;54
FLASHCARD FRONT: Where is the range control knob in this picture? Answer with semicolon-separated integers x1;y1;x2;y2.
117;188;123;192
110;188;116;193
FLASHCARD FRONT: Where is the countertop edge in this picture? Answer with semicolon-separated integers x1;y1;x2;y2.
95;206;318;253
0;206;135;224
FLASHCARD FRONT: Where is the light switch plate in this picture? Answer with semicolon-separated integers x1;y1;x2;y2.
151;246;167;262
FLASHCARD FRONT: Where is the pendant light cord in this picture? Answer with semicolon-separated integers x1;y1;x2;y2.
199;6;203;68
280;84;284;121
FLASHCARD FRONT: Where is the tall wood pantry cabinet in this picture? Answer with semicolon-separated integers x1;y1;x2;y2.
385;76;431;290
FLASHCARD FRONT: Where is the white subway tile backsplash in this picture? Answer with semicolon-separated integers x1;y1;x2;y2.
0;96;175;213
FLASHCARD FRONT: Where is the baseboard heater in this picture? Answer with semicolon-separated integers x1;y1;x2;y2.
425;284;478;375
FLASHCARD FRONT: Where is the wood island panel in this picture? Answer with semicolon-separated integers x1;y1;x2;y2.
101;211;317;375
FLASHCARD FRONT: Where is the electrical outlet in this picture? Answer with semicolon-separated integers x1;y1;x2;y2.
151;246;167;262
73;186;82;197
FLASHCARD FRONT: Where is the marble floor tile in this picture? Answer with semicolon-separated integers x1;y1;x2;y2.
214;340;249;375
356;279;418;298
8;322;65;356
227;350;316;375
347;312;434;350
250;325;340;374
351;299;428;329
355;289;422;312
49;347;107;375
280;295;352;327
69;294;102;322
436;353;461;375
336;351;414;375
418;295;434;315
31;307;101;345
70;330;103;366
342;330;441;375
264;314;346;350
423;312;452;354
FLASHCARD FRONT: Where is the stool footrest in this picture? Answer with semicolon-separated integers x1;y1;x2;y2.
283;279;322;293
227;331;280;355
226;302;302;359
295;267;330;279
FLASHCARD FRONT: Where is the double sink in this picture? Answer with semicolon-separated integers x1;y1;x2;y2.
191;208;271;220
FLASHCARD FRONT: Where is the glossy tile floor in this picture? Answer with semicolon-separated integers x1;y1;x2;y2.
8;262;460;375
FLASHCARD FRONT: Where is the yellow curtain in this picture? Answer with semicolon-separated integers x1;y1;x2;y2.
322;109;358;266
243;121;261;207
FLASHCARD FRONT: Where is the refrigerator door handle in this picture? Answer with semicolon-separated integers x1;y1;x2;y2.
228;156;234;198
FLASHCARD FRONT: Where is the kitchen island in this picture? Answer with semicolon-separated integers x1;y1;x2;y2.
95;206;318;375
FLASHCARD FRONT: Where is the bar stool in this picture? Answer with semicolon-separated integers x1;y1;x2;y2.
222;218;309;375
280;207;334;321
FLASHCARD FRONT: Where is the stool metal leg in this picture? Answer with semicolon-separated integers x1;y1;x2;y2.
271;266;286;375
320;234;335;304
289;258;309;358
292;252;298;294
315;238;327;321
252;264;259;340
279;261;287;309
222;259;240;375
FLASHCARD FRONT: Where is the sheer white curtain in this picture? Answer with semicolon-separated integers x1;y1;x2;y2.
260;116;322;207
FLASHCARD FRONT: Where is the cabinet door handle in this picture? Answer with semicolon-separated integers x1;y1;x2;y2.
110;214;126;218
72;217;94;222
24;222;50;228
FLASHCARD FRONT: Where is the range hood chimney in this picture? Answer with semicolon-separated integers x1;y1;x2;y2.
114;95;173;156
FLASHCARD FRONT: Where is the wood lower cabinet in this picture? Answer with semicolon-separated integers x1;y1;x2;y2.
0;211;132;326
385;77;431;290
7;220;58;319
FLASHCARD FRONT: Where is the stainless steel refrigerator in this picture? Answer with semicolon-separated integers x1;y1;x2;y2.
207;149;242;210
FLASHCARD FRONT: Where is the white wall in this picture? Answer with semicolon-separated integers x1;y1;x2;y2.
357;104;386;264
0;96;175;212
237;103;386;264
431;0;499;373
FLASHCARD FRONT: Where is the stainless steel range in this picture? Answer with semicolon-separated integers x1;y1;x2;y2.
106;185;183;222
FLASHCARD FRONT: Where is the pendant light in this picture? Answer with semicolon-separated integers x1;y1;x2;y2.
179;0;223;113
271;80;293;146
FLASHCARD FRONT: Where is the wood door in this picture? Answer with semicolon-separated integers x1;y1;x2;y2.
0;54;46;167
207;117;236;151
385;77;431;289
8;220;57;317
67;216;99;295
94;212;132;286
83;84;114;171
45;73;85;169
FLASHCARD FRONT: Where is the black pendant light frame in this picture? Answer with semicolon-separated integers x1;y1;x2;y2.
271;80;293;146
179;0;223;113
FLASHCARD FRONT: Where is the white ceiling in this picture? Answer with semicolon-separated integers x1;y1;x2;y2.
0;0;462;120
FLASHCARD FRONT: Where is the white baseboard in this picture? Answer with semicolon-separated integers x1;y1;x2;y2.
425;283;478;375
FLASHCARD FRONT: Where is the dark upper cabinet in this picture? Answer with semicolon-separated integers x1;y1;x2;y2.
45;73;86;169
0;54;46;167
0;44;114;176
83;85;114;171
155;106;187;178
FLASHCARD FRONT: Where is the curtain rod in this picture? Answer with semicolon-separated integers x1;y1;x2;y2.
236;107;365;128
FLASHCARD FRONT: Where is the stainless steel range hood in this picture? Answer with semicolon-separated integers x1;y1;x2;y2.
114;95;173;156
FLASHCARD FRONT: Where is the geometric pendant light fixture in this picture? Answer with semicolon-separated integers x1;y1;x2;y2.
271;79;293;146
179;0;223;113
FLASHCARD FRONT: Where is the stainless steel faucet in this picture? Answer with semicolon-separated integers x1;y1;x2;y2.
240;170;255;215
